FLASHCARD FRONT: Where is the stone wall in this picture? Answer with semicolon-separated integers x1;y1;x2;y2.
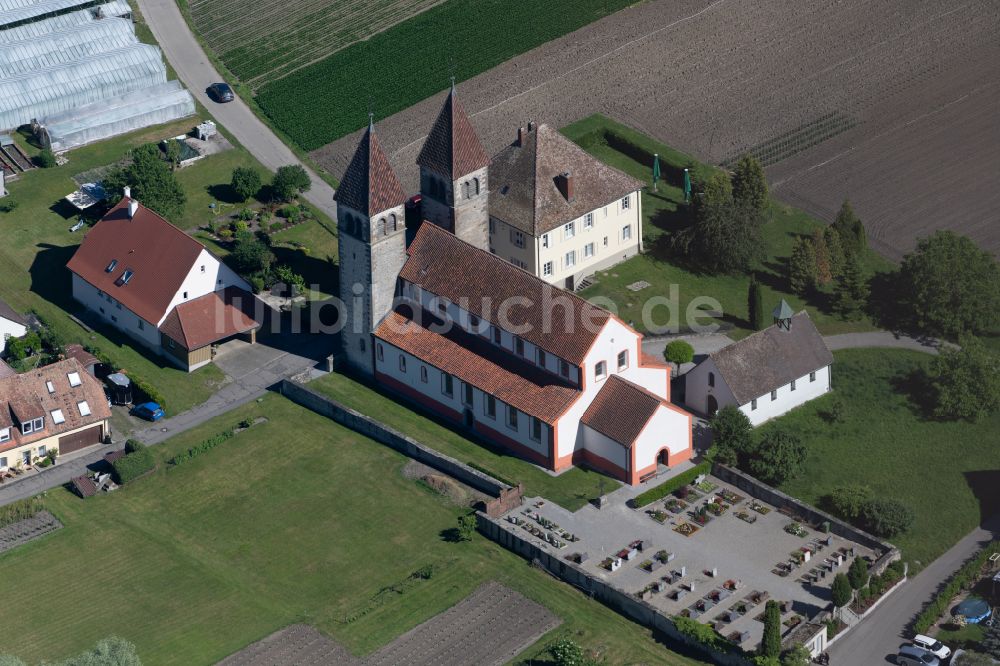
711;464;900;573
484;483;524;518
476;512;754;666
279;379;509;498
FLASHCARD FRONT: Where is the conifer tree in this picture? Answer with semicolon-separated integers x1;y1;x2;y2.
732;155;769;213
811;229;833;286
761;600;782;658
748;274;764;330
824;225;846;278
835;253;868;320
788;236;817;295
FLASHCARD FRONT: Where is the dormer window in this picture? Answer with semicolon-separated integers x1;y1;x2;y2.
105;259;118;273
77;401;92;417
22;417;43;435
67;372;82;387
51;409;65;425
0;427;9;443
45;381;55;394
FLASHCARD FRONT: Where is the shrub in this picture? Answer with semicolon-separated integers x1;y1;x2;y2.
828;484;874;520
237;207;255;222
239;418;254;429
831;573;851;609
35;148;56;168
233;220;250;233
781;643;812;666
0;197;18;213
663;340;694;366
848;555;869;590
231;166;262;202
279;204;301;220
632;461;711;508
859;497;914;537
272;165;311;202
112;446;156;484
269;222;285;233
673;614;728;651
218;228;233;239
129;374;167;415
456;514;477;541
124;439;144;454
169;429;235;465
0;498;43;529
549;638;585;666
746;428;805;485
914;540;1000;633
761;600;781;658
258;209;272;224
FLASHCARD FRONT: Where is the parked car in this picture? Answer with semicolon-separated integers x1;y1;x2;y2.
207;82;234;103
897;644;940;666
131;402;164;421
912;635;951;660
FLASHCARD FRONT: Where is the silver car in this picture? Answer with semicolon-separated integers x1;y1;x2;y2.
897;644;940;666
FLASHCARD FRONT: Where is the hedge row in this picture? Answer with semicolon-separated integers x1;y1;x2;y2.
112;446;156;484
0;497;43;529
632;461;712;508
914;540;1000;633
169;429;235;466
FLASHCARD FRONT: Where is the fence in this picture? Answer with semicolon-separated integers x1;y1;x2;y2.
279;380;510;498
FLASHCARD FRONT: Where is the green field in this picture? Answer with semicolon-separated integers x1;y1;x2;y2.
0;394;702;666
771;349;1000;571
309;372;619;510
255;0;637;150
565;115;893;339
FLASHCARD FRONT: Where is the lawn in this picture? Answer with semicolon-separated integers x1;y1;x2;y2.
564;115;894;340
768;349;1000;571
309;372;620;511
0;394;702;666
934;622;985;651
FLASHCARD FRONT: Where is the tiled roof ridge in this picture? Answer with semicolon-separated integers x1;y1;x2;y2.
710;309;813;361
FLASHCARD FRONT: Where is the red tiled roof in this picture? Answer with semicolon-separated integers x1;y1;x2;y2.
64;344;99;369
581;375;665;448
400;223;610;365
334;123;408;216
0;359;14;379
158;287;260;351
374;308;579;423
416;85;490;179
66;198;205;325
641;351;670;368
0;358;112;453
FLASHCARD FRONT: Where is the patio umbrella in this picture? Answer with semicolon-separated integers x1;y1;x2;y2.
652;153;661;192
683;168;692;203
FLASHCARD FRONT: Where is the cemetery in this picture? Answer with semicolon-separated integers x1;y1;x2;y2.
498;473;879;652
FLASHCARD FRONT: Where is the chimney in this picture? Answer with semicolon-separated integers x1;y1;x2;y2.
555;171;574;202
123;185;131;199
527;121;535;132
517;126;525;146
128;200;139;219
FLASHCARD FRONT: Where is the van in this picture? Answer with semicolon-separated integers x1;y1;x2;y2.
912;634;952;659
897;644;940;666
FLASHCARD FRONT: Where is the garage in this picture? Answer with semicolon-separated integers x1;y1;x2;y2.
59;425;104;454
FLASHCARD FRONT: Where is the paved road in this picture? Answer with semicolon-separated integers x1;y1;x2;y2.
830;514;1000;664
135;0;338;221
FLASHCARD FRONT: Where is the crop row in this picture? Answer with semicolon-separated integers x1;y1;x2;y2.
255;0;636;151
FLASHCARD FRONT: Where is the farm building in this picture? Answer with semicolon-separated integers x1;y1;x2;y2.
0;1;193;149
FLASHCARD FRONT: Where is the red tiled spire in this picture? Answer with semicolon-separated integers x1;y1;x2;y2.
416;84;490;179
334;120;407;216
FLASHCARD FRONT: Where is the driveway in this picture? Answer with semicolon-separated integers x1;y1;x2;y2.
135;0;337;221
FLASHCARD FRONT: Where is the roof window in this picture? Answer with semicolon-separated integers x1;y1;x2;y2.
77;401;91;417
105;259;118;273
67;372;82;387
45;381;55;394
51;409;65;425
121;269;134;285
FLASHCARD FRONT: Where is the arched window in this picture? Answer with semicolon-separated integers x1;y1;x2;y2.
473;177;480;195
389;213;398;231
708;372;715;388
463;181;471;199
378;218;387;236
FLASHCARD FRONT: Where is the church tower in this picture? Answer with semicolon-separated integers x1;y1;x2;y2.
416;83;491;250
335;119;408;376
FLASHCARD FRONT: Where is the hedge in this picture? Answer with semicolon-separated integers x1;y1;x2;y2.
0;497;43;529
169;429;235;466
112;447;156;484
632;461;712;508
914;540;1000;633
84;345;168;414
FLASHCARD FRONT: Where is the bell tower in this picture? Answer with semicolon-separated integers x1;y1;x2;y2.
335;117;408;375
416;82;490;250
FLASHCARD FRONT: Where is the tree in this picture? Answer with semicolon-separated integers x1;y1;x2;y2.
981;620;1000;660
663;340;694;369
227;233;274;278
831;200;866;258
896;230;1000;339
549;638;586;666
748;274;764;330
828;484;874;521
833;252;868;321
780;643;812;666
112;143;186;221
272;164;311;202
35;148;56;168
164;140;182;169
788;236;817;295
928;337;1000;421
761;600;782;658
847;556;869;591
694;170;733;212
732;154;769;213
831;573;852;611
456;514;477;541
824;225;845;278
58;636;141;666
678;198;765;275
859;498;914;537
811;229;832;286
747;428;806;485
231;166;262;202
710;405;754;464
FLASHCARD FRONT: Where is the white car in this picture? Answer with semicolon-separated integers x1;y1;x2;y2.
912;634;952;660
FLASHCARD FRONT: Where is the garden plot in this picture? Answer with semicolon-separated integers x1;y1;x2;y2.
507;476;874;652
313;0;1000;257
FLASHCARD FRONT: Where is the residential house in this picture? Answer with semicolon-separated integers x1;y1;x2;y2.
0;358;111;471
66;192;260;371
489;122;643;290
685;305;833;426
0;297;27;355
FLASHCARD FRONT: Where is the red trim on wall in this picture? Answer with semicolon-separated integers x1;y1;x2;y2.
474;421;551;469
573;447;629;483
375;371;463;422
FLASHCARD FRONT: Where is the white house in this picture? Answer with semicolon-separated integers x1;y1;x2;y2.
66;193;260;371
489;123;643;290
0;298;27;355
371;223;692;485
685;306;833;426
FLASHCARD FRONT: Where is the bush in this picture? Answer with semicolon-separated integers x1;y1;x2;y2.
831;573;851;609
913;540;1000;633
456;514;477;541
859;497;914;537
848;555;869;590
673;614;729;651
169;429;235;465
548;638;586;666
0;498;43;529
632;461;711;508
0;197;18;213
129;374;167;415
746;428;805;485
233;220;250;233
218;228;233;239
112;446;156;484
231;166;262;202
237;207;255;222
279;204;301;220
828;484;874;520
124;439;144;454
663;340;694;366
35;148;56;168
272;164;311;202
269;222;285;233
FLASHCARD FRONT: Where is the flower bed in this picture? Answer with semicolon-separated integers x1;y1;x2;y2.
749;500;771;515
649;509;669;524
673;521;699;537
718;489;743;504
784;522;809;538
665;498;687;514
735;511;757;524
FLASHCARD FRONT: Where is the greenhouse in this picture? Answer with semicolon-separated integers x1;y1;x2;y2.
0;17;135;77
0;0;129;43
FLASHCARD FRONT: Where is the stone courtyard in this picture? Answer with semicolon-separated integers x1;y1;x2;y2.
500;474;874;651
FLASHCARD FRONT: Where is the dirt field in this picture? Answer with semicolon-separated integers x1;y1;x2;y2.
216;582;560;666
312;0;1000;258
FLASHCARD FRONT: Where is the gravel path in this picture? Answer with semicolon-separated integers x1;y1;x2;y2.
312;0;999;256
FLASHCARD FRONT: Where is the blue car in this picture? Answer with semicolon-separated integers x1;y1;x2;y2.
131;402;164;421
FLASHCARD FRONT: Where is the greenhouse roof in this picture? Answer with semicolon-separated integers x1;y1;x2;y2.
0;17;135;77
0;1;129;42
44;79;187;129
